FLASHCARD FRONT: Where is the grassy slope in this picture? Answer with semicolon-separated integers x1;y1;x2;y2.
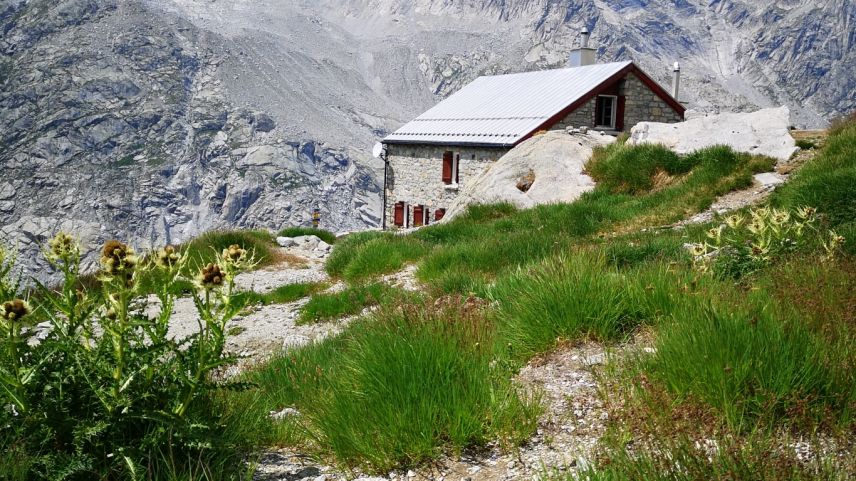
221;130;856;478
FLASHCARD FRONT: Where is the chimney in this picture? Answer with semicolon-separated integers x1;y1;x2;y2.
672;61;681;100
568;26;597;67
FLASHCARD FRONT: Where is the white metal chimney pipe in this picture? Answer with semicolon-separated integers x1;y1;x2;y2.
672;61;681;100
581;27;590;49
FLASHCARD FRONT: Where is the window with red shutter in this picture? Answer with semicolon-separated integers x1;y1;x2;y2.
442;151;453;184
413;205;424;227
393;202;404;227
435;208;446;222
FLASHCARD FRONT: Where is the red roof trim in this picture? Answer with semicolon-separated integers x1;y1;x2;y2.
517;62;685;145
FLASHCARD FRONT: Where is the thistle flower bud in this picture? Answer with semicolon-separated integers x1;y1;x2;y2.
222;244;247;265
1;299;30;321
796;206;817;220
156;245;181;268
198;263;225;289
771;209;790;225
48;232;78;262
725;215;744;229
100;240;137;278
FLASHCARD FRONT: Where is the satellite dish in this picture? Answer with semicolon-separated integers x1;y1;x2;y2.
372;142;384;159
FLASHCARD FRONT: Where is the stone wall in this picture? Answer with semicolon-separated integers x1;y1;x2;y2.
548;72;682;132
623;72;684;127
550;99;595;131
384;144;507;227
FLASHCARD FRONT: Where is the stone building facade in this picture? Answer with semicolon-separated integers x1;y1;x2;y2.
383;144;505;227
382;62;685;229
549;73;683;132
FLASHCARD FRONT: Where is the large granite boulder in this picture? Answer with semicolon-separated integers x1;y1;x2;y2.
445;131;614;219
629;107;798;162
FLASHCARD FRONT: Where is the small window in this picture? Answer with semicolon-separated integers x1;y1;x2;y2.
471;154;476;160
442;151;460;185
595;95;617;129
413;205;425;227
393;202;405;227
435;208;446;222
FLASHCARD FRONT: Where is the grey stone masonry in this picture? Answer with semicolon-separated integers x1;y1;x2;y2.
384;144;507;228
549;72;682;132
623;72;683;127
550;99;595;132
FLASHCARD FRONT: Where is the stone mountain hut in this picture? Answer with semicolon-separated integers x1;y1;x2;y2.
379;28;685;229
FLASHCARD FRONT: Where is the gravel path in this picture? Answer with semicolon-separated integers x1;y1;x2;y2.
160;244;348;371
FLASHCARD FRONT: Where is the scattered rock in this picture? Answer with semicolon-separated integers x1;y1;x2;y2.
294;235;321;250
270;407;300;420
0;182;15;200
754;172;786;187
277;236;297;247
315;240;332;252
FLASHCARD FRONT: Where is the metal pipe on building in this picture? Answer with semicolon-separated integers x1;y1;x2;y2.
672;61;681;100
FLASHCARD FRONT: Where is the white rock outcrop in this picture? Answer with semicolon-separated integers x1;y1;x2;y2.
629;107;798;162
444;131;614;219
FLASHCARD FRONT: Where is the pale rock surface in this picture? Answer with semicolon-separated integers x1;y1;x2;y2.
276;236;297;248
629;107;798;162
445;131;613;219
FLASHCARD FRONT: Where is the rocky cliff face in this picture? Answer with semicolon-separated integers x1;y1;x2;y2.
0;0;383;278
1;0;852;278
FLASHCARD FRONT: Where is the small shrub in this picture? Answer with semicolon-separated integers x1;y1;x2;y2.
277;226;336;245
0;235;255;480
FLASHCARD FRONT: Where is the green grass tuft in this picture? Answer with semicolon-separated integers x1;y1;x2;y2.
180;229;278;272
234;303;540;473
235;282;324;307
773;118;856;226
648;300;853;431
299;283;406;323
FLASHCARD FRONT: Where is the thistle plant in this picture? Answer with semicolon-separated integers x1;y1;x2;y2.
690;206;845;279
0;233;256;479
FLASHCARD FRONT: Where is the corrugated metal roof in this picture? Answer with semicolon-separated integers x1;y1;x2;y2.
384;61;634;147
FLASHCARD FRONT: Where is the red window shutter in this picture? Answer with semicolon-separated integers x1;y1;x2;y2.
393;202;404;226
594;96;603;126
413;205;424;227
616;95;626;131
442;151;453;184
435;208;446;222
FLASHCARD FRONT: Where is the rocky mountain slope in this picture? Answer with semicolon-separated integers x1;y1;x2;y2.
1;0;853;278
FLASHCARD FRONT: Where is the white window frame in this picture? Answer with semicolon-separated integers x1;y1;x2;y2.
596;95;618;130
404;202;410;228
